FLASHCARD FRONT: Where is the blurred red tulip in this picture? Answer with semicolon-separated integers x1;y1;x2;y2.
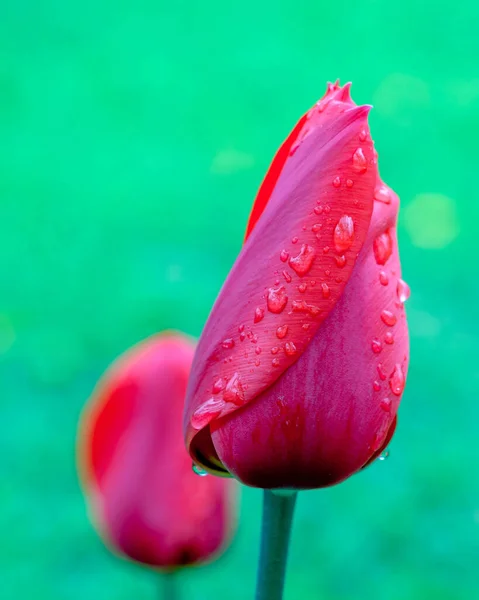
184;82;410;489
78;332;236;568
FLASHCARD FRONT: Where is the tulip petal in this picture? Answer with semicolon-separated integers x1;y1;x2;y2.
210;183;409;488
185;87;378;473
78;334;235;567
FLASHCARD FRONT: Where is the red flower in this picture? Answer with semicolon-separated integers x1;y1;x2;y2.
183;82;410;489
78;332;236;568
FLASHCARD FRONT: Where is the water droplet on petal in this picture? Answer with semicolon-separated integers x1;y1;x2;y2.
280;250;289;263
323;246;330;254
254;307;265;323
397;279;410;304
380;397;392;412
267;286;288;314
238;324;244;333
333;215;355;253
377;363;387;381
272;358;280;367
321;283;330;298
289;244;316;276
292;300;321;317
284;342;297;356
276;325;288;339
223;373;245;405
292;236;299;244
255;346;262;355
298;283;307;293
222;338;235;349
346;178;354;188
374;185;391;204
373;231;393;265
239;332;246;342
389;364;405;396
371;338;383;354
378;449;389;461
282;270;292;283
379;271;389;286
314;205;323;215
312;223;322;233
302;323;310;330
212;378;224;394
359;129;367;142
255;358;260;367
335;255;347;268
352;148;368;173
373;380;381;392
332;176;341;188
381;310;397;327
271;346;280;355
192;463;209;476
384;331;394;345
191;397;225;429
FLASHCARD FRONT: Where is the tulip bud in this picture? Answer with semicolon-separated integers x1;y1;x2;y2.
78;332;236;567
183;82;409;489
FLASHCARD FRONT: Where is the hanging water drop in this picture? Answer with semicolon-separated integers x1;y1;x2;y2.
192;463;209;476
389;364;405;396
397;279;410;304
378;449;390;461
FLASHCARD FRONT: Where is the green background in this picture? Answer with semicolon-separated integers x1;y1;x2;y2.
1;1;477;598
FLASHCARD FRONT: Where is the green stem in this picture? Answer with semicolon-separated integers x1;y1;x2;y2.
255;490;298;600
160;571;179;600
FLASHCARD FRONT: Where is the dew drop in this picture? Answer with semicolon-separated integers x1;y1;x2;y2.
222;338;235;349
283;270;292;283
272;358;280;367
323;246;330;254
373;380;381;392
255;358;260;367
276;325;288;339
314;205;323;215
312;223;322;233
335;255;347;268
374;185;391;204
289;140;301;156
381;310;397;327
378;449;389;461
292;300;321;317
373;231;393;265
223;373;245;405
397;279;410;304
280;249;289;263
359;129;368;142
389;364;405;396
352;148;368;173
271;346;280;355
267;286;288;314
321;283;330;298
212;378;224;394
191;397;224;429
298;283;307;293
255;346;262;355
289;244;316;276
324;205;331;214
332;176;341;188
292;236;299;244
239;332;246;342
192;463;209;476
310;280;316;287
377;363;387;381
284;342;297;356
251;334;258;344
384;331;394;345
380;397;392;412
254;306;265;323
379;271;389;286
302;323;310;330
371;338;382;354
238;324;244;333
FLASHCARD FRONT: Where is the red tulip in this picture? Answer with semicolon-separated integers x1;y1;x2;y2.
183;82;409;489
78;332;236;568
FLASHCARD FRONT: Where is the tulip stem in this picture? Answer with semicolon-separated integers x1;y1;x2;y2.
255;489;298;600
161;571;179;600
